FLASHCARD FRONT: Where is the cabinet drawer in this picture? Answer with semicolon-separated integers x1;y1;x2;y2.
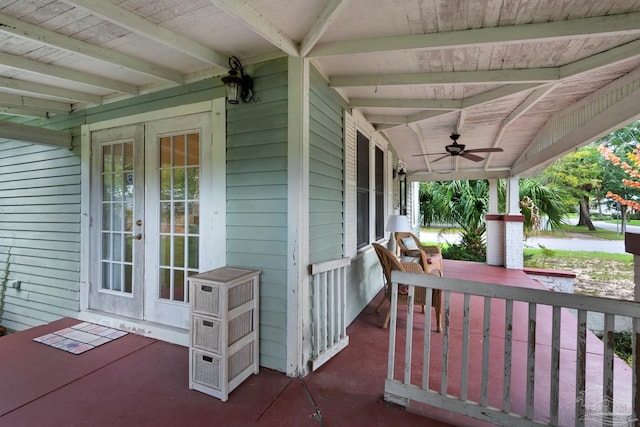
192;350;221;391
192;316;221;353
191;281;221;316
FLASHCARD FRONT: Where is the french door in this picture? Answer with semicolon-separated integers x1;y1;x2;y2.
89;112;215;329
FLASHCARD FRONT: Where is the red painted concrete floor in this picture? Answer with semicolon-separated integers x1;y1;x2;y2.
0;310;454;426
0;260;633;426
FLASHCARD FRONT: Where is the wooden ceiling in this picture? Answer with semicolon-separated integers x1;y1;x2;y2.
1;0;640;179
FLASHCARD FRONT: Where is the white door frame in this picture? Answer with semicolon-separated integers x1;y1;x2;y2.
80;99;227;344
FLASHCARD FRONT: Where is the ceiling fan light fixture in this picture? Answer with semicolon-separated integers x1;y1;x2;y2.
445;143;465;155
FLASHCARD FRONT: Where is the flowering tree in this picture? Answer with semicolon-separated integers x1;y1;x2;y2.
599;145;640;210
598;121;640;233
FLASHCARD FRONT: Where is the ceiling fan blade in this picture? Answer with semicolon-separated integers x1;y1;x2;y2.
464;147;504;153
412;152;447;156
431;154;450;163
460;152;484;162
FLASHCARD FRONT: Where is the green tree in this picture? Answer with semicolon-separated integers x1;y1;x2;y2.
539;145;603;230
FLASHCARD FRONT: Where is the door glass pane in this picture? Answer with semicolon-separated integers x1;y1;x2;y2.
100;141;135;294
187;168;199;199
157;131;200;302
188;202;199;234
159;268;171;299
187;133;199;166
173;170;185;199
160;137;171;167
174;270;185;302
174;202;185;233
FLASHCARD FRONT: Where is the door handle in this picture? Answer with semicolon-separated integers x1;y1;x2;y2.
130;233;143;240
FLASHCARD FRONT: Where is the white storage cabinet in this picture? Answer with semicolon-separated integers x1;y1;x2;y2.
188;267;260;401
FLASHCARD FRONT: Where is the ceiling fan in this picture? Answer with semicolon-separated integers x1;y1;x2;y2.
414;133;503;163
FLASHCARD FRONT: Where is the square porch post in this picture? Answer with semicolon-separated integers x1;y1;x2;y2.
504;177;524;269
486;178;504;266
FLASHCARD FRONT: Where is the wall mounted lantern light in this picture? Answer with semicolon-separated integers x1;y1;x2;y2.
393;162;407;215
221;56;253;104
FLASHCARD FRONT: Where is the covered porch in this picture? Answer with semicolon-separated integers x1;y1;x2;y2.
1;260;633;427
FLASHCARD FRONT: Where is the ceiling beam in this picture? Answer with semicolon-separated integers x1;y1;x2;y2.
560;38;640;78
0;12;183;83
308;12;640;57
483;83;557;169
331;68;559;87
0;94;71;114
350;98;461;109
0;77;102;104
0;107;49;119
210;0;299;57
408;123;432;173
300;0;346;56
0;51;138;95
364;114;408;124
0;121;72;149
462;84;542;108
411;168;511;182
63;0;229;68
371;86;539;131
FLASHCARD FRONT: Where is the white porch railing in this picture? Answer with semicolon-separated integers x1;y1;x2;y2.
386;270;639;427
308;257;351;371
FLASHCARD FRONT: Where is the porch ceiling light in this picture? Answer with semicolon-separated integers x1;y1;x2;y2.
221;56;253;104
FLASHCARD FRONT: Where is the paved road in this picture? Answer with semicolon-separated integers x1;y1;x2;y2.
421;220;639;254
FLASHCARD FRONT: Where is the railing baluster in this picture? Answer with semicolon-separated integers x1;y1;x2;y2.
404;286;415;385
575;309;587;427
341;266;347;338
503;299;513;413
422;287;433;390
527;302;537;420
322;272;328;351
461;293;471;401
550;305;561;425
387;281;398;380
328;269;335;347
481;296;491;407
313;272;320;353
603;313;615;415
633;317;639;427
441;290;451;395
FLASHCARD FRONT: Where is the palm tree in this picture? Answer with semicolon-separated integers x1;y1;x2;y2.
420;180;488;261
420;178;567;260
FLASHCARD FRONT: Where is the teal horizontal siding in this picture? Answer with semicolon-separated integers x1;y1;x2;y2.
309;66;344;264
225;58;289;372
0;138;81;331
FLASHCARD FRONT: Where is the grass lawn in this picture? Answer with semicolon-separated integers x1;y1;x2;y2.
421;227;634;300
535;223;624;240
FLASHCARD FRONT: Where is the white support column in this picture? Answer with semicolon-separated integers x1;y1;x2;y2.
287;57;311;377
504;177;524;269
486;179;504;266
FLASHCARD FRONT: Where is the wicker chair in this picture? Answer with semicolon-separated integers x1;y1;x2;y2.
395;231;444;276
372;243;442;331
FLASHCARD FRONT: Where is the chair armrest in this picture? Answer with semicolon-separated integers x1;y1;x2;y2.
418;244;441;255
